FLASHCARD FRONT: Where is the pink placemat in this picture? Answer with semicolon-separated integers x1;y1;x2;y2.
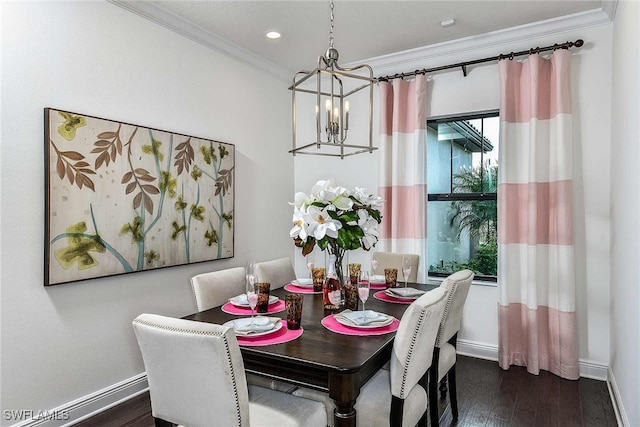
321;314;400;336
284;284;322;294
369;282;387;290
221;300;286;315
373;291;414;305
236;325;303;347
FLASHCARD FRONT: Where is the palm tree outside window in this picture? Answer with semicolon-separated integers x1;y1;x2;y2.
426;111;499;281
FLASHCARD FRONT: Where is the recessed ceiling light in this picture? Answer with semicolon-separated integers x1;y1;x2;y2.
265;31;281;39
440;18;455;28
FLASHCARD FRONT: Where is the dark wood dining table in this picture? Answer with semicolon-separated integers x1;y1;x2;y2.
183;282;438;427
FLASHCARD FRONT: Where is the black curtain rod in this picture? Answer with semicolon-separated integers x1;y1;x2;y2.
376;39;584;82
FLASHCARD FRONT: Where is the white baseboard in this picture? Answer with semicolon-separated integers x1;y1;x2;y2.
457;339;499;362
607;367;630;427
8;373;148;427
456;339;609;380
8;344;613;427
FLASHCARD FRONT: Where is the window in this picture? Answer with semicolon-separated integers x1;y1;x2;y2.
427;111;499;281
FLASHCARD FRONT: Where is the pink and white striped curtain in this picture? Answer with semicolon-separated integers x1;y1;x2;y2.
497;50;578;379
378;75;428;282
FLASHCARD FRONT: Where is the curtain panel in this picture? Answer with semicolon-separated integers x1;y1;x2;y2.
497;50;579;380
378;75;428;282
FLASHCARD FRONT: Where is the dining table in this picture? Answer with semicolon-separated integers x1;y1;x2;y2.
182;281;438;427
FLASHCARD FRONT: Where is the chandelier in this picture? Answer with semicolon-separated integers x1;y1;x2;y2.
289;0;376;158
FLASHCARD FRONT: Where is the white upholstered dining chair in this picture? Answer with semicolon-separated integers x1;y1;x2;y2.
372;252;420;282
355;287;448;426
254;257;297;290
190;266;246;312
132;313;326;427
294;287;448;427
428;269;474;427
190;267;294;393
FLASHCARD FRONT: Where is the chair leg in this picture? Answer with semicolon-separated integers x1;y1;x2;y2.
448;365;458;420
439;377;448;400
418;372;429;427
390;395;405;427
154;418;174;427
429;348;440;427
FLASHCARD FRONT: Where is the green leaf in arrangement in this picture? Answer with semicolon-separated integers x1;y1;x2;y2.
289;180;384;254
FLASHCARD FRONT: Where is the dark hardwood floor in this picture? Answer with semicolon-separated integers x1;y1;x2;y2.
74;356;617;427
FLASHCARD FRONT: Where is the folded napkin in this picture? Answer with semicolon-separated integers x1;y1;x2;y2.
295;278;313;286
370;275;386;284
336;310;390;327
234;294;249;304
385;287;425;299
232;316;279;335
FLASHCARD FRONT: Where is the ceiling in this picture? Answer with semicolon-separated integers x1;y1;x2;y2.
120;1;607;77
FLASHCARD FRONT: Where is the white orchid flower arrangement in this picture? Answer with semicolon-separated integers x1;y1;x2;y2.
290;179;383;257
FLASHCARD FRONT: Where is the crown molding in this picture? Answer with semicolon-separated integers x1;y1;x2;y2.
348;7;615;77
108;0;292;83
110;1;615;85
601;0;619;21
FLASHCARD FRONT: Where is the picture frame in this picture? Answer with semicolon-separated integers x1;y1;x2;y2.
44;108;235;286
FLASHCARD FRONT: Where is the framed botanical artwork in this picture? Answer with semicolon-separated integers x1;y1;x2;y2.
44;108;235;286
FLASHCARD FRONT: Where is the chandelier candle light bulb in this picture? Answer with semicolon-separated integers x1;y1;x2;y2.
344;101;349;129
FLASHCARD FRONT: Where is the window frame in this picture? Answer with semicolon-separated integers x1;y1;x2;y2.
426;109;499;283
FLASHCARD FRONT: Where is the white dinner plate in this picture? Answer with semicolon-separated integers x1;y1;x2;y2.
291;278;314;288
223;317;283;337
334;311;394;329
228;294;279;307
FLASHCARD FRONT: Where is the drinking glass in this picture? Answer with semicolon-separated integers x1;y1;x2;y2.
371;254;379;275
256;282;271;314
358;271;370;321
402;256;412;288
246;261;256;283
245;274;258;325
285;293;303;330
305;254;315;278
348;263;361;286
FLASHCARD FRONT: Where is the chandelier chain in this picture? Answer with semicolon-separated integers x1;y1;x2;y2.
328;0;334;48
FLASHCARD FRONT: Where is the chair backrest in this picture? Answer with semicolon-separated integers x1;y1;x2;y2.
132;313;250;427
254;257;296;290
436;269;474;347
191;267;246;312
389;287;448;399
373;252;419;282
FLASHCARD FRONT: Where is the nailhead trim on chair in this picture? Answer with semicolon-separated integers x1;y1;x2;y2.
133;318;244;426
222;334;244;426
399;308;427;399
435;287;455;347
435;274;471;347
133;318;226;336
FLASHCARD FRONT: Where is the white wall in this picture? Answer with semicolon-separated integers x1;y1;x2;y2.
294;23;614;372
0;1;622;423
0;1;293;422
610;1;640;425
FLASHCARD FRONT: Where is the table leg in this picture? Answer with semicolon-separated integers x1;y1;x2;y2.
333;400;357;427
329;372;359;427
